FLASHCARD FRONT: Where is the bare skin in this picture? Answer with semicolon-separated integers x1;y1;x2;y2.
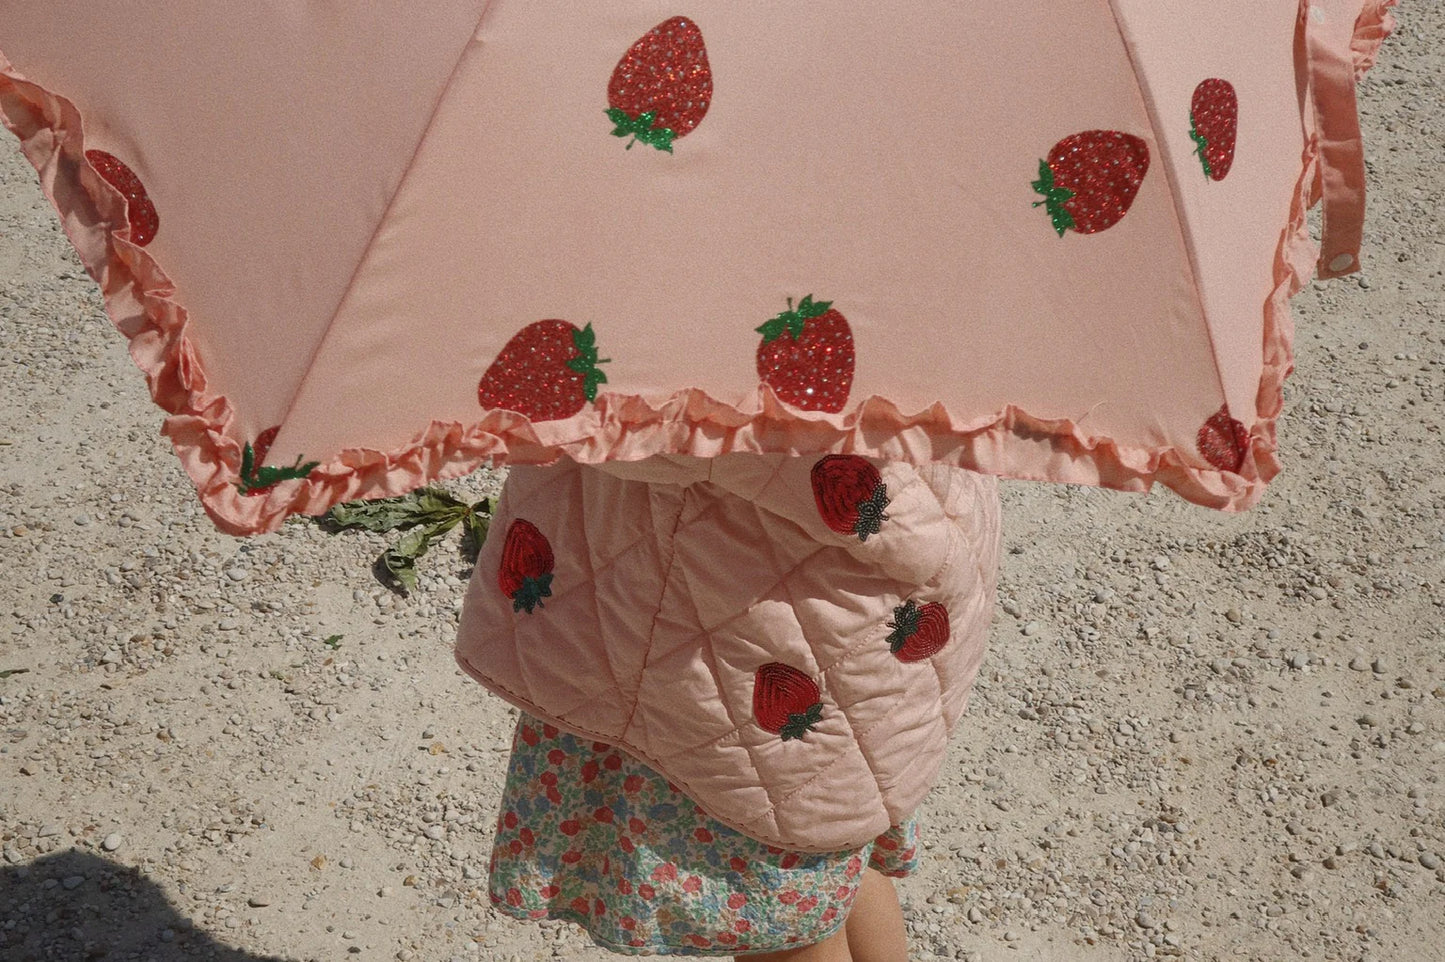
742;869;909;962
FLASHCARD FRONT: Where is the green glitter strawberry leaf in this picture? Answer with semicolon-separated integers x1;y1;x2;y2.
1188;115;1214;179
566;322;611;401
1031;159;1077;237
236;442;320;496
606;108;677;153
756;295;833;343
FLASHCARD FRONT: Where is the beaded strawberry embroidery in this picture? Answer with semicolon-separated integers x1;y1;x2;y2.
885;600;951;663
811;455;889;542
478;321;610;422
1190;79;1238;181
1032;130;1151;235
755;296;855;414
499;519;555;614
235;425;319;496
753;663;823;741
1197;406;1251;473
607;17;713;152
85;150;159;246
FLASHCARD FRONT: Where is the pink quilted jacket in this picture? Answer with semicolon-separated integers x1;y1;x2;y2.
456;453;1001;852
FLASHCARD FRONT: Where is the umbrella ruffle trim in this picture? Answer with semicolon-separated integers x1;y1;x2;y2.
0;5;1398;535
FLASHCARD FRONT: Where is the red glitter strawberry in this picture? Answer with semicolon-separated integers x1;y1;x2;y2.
85;150;159;246
811;455;890;542
1032;130;1151;235
498;519;554;614
607;17;713;152
755;295;855;413
1197;405;1251;473
885;600;951;663
478;320;610;422
752;663;823;742
1190;79;1238;181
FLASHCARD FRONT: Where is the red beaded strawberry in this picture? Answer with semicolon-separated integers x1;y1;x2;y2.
1032;130;1151;235
85;150;159;246
235;425;319;496
1190;79;1238;181
498;519;555;614
478;320;610;422
752;663;823;742
811;455;889;542
755;295;855;414
607;17;713;153
1197;405;1250;473
886;600;951;663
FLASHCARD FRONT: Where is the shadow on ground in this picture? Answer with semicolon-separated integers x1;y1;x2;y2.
0;850;293;961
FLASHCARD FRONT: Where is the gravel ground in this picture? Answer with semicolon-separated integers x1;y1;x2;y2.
2;9;1442;961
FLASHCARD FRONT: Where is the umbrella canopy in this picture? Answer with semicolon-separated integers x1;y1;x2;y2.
0;0;1396;534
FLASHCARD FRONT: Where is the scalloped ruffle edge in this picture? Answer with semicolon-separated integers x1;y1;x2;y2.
0;9;1396;535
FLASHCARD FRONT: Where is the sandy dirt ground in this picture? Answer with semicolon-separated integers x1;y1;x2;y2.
1;9;1442;962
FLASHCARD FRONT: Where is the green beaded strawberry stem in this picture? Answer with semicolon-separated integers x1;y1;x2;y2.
756;295;832;343
854;484;890;542
512;572;554;614
606;108;677;153
886;599;920;654
1031;159;1077;237
236;442;320;495
1189;115;1213;179
780;702;824;741
566;323;611;402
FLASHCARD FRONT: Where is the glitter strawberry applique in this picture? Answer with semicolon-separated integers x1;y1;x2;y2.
755;295;855;414
607;16;712;152
811;455;890;542
752;663;823;742
478;320;610;422
1032;130;1151;235
1197;405;1251;473
1190;79;1239;181
885;600;951;663
498;519;555;614
85;150;159;246
235;425;320;497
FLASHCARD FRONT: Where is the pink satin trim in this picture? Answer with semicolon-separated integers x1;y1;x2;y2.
1304;0;1398;279
0;6;1398;535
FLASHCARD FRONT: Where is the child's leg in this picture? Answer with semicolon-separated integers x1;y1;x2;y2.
743;924;851;962
843;869;909;962
741;869;908;962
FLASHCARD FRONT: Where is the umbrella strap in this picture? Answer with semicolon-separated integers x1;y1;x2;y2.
1303;1;1368;279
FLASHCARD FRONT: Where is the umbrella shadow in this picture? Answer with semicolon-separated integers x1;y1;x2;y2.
0;850;294;961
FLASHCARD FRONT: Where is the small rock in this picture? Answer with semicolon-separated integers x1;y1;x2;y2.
424;825;446;841
61;875;85;890
226;568;250;582
1349;657;1371;672
218;619;240;631
1288;652;1309;670
36;825;61;838
1372;657;1389;674
1358;714;1380;728
1226;608;1244;624
101;833;123;852
248;896;270;908
1421;853;1442;871
1021;622;1039;637
73;514;91;526
1152;556;1170;571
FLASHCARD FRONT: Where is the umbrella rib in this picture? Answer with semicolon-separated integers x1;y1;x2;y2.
1099;0;1231;421
268;0;502;451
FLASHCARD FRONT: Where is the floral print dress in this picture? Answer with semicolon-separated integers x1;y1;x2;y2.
488;714;919;956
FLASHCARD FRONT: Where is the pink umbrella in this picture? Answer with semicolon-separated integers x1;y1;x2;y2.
0;0;1396;534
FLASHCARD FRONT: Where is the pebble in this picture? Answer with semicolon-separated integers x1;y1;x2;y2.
1358;714;1381;728
101;832;122;851
61;875;84;890
1288;652;1309;670
1349;656;1372;671
248;896;271;908
226;568;250;582
424;825;446;841
1421;853;1442;871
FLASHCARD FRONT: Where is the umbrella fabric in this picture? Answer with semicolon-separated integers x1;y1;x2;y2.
0;0;1396;534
